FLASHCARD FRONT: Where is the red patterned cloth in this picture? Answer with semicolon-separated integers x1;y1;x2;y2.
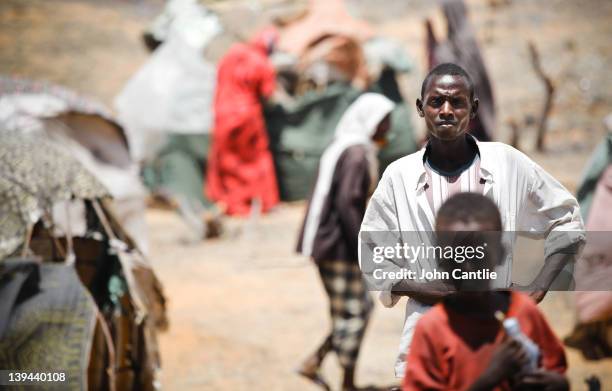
206;29;280;215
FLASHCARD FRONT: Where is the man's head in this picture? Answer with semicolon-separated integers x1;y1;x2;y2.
435;193;504;290
416;63;479;141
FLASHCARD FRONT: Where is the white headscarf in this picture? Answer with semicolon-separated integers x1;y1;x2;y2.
301;93;394;257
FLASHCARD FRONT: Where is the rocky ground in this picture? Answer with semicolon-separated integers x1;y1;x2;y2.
1;0;610;389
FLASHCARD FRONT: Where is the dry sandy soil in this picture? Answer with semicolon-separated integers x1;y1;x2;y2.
147;203;612;390
1;0;611;389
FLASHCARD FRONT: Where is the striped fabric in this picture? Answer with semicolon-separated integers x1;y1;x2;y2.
423;155;484;216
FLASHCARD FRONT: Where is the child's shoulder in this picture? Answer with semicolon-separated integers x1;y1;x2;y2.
415;303;451;332
509;291;541;314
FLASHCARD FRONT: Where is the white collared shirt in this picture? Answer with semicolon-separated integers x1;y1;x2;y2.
358;137;585;377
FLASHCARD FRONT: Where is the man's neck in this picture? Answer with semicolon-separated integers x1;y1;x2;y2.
427;134;476;172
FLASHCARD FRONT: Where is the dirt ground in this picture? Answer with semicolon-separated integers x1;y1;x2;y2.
1;0;611;389
148;203;612;390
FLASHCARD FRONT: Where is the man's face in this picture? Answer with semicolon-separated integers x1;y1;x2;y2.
416;74;478;141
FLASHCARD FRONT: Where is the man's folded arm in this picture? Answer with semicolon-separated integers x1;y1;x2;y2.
519;154;586;298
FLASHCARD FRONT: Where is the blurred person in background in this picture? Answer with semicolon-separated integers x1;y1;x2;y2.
565;121;612;362
296;93;395;391
206;27;280;216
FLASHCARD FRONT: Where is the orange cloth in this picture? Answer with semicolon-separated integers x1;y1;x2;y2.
403;292;567;391
299;35;369;88
278;0;374;56
206;29;280;215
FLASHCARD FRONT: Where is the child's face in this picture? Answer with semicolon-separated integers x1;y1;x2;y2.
436;219;504;291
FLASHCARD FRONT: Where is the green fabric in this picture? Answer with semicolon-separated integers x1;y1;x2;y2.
576;133;612;220
266;84;362;201
108;274;127;307
378;102;417;174
265;82;417;201
143;133;213;208
369;68;418;174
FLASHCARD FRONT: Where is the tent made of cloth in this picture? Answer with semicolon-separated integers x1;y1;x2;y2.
0;131;167;390
142;133;225;240
278;0;374;56
0;76;149;252
143;133;212;210
265;82;417;201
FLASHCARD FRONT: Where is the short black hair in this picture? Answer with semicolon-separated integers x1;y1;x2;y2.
436;193;502;231
421;62;475;100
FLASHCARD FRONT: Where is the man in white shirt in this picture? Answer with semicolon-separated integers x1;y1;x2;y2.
358;63;584;378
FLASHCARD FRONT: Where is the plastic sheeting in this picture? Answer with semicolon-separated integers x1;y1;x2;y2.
115;36;218;162
266;83;416;201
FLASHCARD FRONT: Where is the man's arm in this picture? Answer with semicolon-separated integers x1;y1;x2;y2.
391;279;453;306
516;150;586;302
521;250;576;303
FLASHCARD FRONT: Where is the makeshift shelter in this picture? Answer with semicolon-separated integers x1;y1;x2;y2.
118;0;223;235
115;0;222;162
268;2;417;200
0;132;167;390
278;0;374;56
277;0;374;90
142;133;222;239
0;259;101;391
0;76;149;253
266;82;416;201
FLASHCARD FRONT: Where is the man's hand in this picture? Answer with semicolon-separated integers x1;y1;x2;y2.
527;289;547;303
515;369;569;391
510;283;547;304
392;279;455;305
468;339;528;391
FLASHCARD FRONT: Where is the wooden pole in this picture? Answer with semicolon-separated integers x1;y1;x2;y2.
528;41;555;152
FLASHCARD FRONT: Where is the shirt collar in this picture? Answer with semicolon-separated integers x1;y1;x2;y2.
414;134;494;191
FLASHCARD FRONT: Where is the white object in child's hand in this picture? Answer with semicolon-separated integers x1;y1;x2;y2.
503;317;540;372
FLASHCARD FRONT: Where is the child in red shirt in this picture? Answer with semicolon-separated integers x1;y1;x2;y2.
403;193;569;391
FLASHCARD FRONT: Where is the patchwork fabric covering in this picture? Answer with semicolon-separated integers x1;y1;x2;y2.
0;260;98;391
0;131;108;259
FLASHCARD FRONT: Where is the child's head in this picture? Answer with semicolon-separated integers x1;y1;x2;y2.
435;193;505;290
